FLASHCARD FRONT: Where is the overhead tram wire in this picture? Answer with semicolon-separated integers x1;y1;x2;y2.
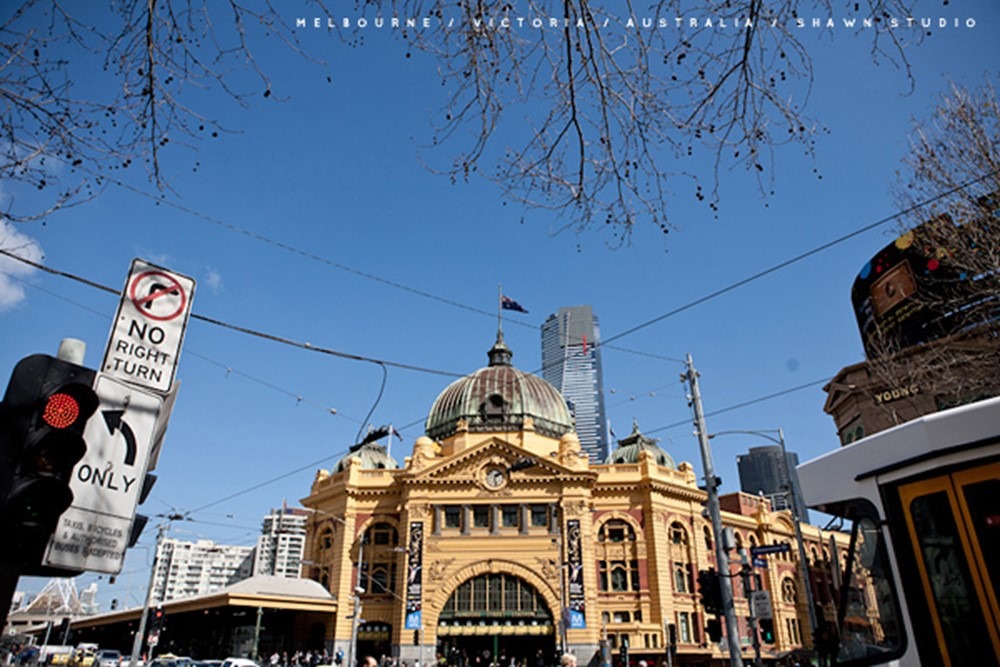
599;169;1000;348
86;168;511;324
644;376;833;436
0;249;464;379
7;173;996;523
0;267;364;421
90;165;1000;365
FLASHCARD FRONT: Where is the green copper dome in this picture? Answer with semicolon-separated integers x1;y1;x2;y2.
605;421;675;468
335;441;399;472
425;333;574;440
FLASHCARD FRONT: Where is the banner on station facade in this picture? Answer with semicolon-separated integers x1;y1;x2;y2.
405;521;424;629
566;519;587;629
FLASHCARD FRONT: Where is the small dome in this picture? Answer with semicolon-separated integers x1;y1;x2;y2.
426;333;574;440
605;421;675;468
335;441;399;472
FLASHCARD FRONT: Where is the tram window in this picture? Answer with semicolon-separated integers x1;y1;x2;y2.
837;513;904;665
960;475;999;613
905;486;996;665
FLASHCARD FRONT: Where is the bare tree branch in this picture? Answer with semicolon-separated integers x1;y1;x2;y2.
2;0;922;239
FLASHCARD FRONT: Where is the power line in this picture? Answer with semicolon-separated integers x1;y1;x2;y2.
0;248;464;379
6;171;996;528
600;169;1000;347
645;376;833;436
0;266;364;422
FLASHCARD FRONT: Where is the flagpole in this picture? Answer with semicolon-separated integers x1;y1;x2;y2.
497;284;503;336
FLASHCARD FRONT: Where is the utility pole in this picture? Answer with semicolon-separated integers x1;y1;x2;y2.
252;607;264;660
683;354;744;667
129;521;169;667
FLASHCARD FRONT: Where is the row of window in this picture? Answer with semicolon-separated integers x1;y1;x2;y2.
435;504;555;533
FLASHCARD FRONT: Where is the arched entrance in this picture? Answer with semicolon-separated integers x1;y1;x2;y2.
357;622;392;661
437;573;557;667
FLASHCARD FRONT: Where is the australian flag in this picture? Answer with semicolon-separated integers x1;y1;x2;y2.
501;295;529;313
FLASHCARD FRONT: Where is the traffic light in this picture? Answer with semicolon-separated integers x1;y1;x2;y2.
151;606;165;633
619;634;629;667
705;617;723;643
128;473;158;547
759;618;775;643
0;354;97;564
697;569;724;615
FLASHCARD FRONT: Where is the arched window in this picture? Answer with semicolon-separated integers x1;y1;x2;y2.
597;518;641;593
599;519;636;542
668;521;693;595
319;527;335;552
480;393;507;421
360;522;399;595
441;573;551;620
781;577;797;604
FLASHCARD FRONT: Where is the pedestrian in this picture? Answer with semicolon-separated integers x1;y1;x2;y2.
560;656;576;667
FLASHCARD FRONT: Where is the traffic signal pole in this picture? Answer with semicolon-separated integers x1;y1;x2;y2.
0;342;98;629
683;355;744;667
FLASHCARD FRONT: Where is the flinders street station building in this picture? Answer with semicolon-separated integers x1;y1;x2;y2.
302;334;837;666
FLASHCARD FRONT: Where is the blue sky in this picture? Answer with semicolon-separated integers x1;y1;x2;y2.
2;1;998;610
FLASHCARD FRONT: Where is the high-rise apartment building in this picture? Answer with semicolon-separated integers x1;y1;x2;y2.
151;538;254;603
541;305;609;460
254;506;309;578
736;445;810;524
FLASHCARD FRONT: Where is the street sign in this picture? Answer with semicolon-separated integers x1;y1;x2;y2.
42;375;163;574
751;543;791;557
751;590;773;619
102;259;195;393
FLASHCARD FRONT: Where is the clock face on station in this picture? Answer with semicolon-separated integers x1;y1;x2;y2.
483;466;507;489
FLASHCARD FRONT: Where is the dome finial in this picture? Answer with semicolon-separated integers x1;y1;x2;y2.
488;329;513;366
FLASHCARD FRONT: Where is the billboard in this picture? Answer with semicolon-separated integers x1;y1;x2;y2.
851;215;983;357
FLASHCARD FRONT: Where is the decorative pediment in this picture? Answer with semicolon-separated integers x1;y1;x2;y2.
407;438;573;488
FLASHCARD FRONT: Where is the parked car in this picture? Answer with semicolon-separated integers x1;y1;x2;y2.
221;659;258;667
151;656;195;667
95;650;122;667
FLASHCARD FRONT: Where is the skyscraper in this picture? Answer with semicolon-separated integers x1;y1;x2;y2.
736;445;810;524
151;538;255;603
541;305;610;461
254;505;309;578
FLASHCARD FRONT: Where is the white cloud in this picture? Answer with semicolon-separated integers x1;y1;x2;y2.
204;267;223;293
0;220;44;310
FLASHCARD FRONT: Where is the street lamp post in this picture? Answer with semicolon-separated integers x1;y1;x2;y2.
709;429;819;655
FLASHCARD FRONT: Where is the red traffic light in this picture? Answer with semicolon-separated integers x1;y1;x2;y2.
39;383;97;431
42;392;82;429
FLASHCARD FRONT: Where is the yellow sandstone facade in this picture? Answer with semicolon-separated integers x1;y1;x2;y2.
301;335;836;665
